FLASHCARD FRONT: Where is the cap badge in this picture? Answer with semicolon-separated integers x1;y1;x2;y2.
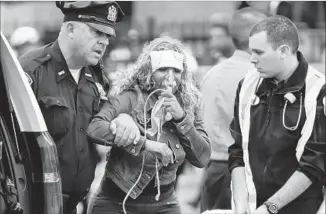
107;5;117;22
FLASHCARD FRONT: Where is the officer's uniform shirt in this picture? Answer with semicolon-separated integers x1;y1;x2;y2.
19;40;107;193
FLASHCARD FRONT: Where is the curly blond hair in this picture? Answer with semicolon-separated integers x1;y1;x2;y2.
111;36;201;113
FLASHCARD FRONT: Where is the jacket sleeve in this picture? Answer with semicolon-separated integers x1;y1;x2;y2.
228;79;245;173
173;104;211;168
87;91;146;155
297;84;326;183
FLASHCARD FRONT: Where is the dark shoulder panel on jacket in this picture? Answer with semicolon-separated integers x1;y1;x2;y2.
18;44;52;73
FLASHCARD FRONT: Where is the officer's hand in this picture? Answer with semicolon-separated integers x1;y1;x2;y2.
110;113;140;147
144;140;174;166
160;90;185;121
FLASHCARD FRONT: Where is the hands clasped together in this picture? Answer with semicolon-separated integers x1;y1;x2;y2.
110;92;185;167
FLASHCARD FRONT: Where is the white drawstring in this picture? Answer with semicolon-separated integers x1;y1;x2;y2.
155;157;161;201
122;88;165;214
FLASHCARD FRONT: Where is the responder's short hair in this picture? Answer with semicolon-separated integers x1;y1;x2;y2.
249;15;299;54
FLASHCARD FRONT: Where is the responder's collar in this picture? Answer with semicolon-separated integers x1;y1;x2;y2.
256;51;308;97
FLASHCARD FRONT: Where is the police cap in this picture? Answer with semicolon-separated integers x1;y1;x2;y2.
56;1;125;37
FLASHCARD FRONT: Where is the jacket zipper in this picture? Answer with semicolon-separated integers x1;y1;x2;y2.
262;89;274;186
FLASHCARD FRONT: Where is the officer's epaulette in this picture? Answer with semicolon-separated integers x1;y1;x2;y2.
18;44;52;73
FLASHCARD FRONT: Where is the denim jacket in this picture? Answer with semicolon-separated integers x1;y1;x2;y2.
87;86;211;199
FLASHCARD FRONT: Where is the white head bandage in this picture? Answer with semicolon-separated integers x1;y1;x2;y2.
150;50;184;73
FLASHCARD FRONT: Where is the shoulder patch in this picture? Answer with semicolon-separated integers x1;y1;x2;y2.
18;46;51;73
24;72;33;85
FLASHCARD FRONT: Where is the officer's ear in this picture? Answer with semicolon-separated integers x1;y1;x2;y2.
65;22;76;39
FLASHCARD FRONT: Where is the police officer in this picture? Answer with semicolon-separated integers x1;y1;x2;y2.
18;2;126;213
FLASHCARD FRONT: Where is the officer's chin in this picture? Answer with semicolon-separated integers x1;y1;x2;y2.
87;57;100;66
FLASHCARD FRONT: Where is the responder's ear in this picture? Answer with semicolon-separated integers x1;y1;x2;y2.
279;44;291;59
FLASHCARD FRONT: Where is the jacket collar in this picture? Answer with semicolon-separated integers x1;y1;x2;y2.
256;51;308;97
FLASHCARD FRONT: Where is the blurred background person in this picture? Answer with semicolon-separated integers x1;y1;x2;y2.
206;12;234;65
10;26;42;57
127;28;142;62
200;7;268;213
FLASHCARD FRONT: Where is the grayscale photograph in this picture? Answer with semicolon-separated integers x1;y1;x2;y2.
0;1;325;214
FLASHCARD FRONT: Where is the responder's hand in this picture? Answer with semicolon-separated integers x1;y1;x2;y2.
110;113;140;147
316;199;325;214
159;90;185;121
233;196;250;214
252;205;269;214
144;140;174;166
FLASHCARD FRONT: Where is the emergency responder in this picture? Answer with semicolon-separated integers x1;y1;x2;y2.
229;15;325;214
18;2;129;213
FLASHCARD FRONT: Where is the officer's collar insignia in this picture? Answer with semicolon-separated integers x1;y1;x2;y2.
58;70;65;76
85;73;92;77
107;5;117;22
24;72;33;85
95;83;108;101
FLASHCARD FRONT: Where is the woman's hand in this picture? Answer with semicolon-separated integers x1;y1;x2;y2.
160;90;185;121
144;140;174;166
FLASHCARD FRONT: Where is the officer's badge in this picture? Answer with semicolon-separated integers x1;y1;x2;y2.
24;72;33;85
107;5;117;22
95;82;108;101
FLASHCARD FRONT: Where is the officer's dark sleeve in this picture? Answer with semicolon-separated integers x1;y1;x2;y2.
87;91;146;155
228;79;245;173
297;84;326;183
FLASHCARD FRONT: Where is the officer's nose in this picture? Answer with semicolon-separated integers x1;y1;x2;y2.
98;35;109;46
